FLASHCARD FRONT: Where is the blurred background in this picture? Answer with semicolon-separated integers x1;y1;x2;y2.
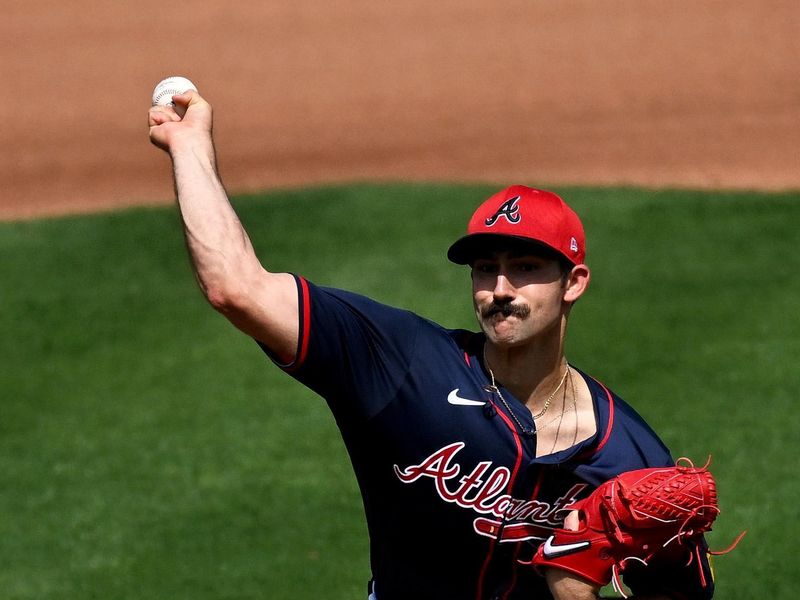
2;2;799;599
1;0;797;219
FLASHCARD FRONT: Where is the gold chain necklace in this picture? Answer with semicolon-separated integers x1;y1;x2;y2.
484;348;569;419
483;348;572;436
547;367;579;454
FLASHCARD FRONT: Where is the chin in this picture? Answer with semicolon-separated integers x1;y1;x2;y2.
483;324;523;347
491;336;526;349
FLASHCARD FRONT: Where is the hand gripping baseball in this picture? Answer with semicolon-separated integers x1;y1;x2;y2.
530;458;746;598
148;87;213;155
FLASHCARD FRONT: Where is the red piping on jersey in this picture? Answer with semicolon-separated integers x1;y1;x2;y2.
572;376;616;462
487;376;616;597
588;376;615;454
595;381;615;452
286;276;312;372
493;403;525;491
475;402;524;600
500;468;547;600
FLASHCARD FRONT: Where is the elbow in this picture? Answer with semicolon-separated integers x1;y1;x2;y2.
201;263;267;319
204;284;231;313
202;280;246;316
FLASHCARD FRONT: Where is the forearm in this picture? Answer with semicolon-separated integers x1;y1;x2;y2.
545;569;677;600
545;569;600;600
169;137;260;304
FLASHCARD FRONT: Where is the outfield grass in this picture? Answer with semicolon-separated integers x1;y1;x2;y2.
1;183;798;598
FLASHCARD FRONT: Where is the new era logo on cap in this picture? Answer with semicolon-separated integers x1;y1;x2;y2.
570;237;579;253
447;185;586;265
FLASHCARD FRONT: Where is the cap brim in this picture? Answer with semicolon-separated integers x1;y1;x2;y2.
447;233;570;265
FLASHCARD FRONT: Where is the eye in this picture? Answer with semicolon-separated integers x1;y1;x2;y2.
513;260;541;273
472;261;498;274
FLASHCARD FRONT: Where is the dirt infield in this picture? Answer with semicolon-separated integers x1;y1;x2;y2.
2;1;797;220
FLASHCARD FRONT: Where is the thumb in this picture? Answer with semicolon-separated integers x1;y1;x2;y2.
563;510;580;531
171;89;203;116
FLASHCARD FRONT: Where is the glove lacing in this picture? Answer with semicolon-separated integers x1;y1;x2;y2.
608;458;746;598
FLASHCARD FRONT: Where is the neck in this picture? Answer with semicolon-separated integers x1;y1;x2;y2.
484;338;568;413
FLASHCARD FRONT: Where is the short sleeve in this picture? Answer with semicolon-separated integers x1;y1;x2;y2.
258;275;423;424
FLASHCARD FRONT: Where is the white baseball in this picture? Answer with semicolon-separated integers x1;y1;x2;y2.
151;76;198;115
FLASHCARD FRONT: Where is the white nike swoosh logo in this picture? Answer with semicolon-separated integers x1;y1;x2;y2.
447;389;486;406
542;535;591;559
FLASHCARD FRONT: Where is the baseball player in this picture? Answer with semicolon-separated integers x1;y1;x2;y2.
149;91;715;599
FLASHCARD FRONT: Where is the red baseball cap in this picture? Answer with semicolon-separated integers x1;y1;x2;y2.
447;185;586;265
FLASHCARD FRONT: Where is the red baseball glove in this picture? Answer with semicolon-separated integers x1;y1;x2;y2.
530;459;744;597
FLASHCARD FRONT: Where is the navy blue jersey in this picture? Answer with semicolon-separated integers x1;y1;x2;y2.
260;276;712;600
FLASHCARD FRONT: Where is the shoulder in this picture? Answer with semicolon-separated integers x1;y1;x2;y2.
300;276;476;359
302;278;426;333
312;280;427;325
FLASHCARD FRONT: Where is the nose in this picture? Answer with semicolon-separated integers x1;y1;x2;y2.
492;273;516;301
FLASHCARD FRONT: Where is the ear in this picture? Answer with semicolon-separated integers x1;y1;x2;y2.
563;264;590;303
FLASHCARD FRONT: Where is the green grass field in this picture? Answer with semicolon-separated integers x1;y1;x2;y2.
2;183;798;598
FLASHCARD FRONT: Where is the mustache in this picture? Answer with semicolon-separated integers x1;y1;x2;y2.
481;301;531;319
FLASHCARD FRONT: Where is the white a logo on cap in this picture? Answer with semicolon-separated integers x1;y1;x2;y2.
485;196;521;226
570;237;579;253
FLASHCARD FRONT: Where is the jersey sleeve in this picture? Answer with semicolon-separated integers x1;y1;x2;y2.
258;274;423;424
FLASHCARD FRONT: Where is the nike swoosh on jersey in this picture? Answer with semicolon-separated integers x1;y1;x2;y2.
447;389;486;406
541;535;591;559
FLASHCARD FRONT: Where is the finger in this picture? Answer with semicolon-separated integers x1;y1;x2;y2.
171;90;200;111
563;510;580;531
172;90;213;122
171;91;201;119
148;106;180;127
172;91;193;104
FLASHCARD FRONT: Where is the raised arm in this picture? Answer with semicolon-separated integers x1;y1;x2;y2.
148;90;298;362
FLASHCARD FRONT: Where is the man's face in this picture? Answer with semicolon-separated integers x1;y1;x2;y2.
471;250;570;347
